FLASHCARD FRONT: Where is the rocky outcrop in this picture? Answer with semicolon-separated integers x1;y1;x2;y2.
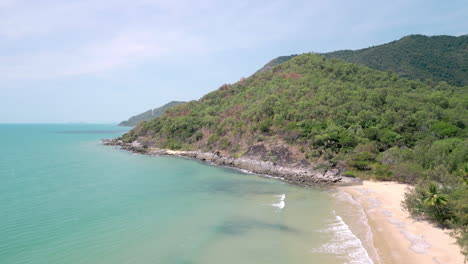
102;139;361;186
102;139;148;154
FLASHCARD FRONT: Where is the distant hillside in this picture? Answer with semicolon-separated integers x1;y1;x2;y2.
256;55;298;73
257;35;468;86
324;34;468;86
119;101;185;126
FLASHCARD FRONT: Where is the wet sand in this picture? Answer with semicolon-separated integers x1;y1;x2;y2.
339;181;464;264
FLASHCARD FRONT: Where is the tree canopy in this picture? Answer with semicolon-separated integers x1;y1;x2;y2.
258;34;468;86
122;51;468;255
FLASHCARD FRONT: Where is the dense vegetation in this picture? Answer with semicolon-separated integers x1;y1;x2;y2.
324;35;468;86
119;101;185;126
123;53;467;254
258;35;468;86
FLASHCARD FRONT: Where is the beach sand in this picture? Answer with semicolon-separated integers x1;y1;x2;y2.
339;181;464;264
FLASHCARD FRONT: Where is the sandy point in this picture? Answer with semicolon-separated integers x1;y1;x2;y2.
338;181;464;264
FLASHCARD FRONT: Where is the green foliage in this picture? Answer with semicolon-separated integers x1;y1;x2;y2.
165;139;182;150
207;135;220;146
372;164;393;181
343;170;357;177
194;131;204;141
403;182;453;225
431;121;459;138
390;162;425;183
259;35;468;86
119;101;185;126
324;34;468;86
347;151;374;171
259;119;272;133
120;130;137;143
377;129;401;145
403;179;468;257
424;182;448;207
120;50;468;255
125;53;466;178
219;137;231;149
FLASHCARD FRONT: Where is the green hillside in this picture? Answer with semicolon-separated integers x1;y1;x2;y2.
257;35;468;86
256;55;298;73
126;54;466;157
324;34;468;86
121;54;467;249
119;101;185;126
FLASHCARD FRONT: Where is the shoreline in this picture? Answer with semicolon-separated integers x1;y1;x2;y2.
102;139;464;263
338;181;464;264
102;139;361;187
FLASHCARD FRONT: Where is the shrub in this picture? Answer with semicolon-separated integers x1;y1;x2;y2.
354;151;374;161
207;135;220;146
348;160;372;170
390;162;424;183
347;151;374;170
343;171;357;177
377;147;414;165
259;119;272;133
194;131;204;141
121;131;137;143
403;182;453;225
432;121;459;138
165;139;182;150
378;129;402;145
373;164;393;181
219;137;231;149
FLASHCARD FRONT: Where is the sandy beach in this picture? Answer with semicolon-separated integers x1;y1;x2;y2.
339;181;464;264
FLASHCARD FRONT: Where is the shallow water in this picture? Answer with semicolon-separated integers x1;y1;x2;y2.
0;124;376;264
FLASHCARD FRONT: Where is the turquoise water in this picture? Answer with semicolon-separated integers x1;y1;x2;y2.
0;124;376;264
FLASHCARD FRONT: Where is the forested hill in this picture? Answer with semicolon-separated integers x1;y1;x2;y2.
121;54;467;250
256;34;468;86
123;53;466;180
324;35;468;86
119;101;185;126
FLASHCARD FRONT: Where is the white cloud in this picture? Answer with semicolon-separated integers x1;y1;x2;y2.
1;29;207;79
2;0;463;80
1;0;321;79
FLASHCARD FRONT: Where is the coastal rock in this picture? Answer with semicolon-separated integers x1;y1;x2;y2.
131;141;142;148
101;139;361;186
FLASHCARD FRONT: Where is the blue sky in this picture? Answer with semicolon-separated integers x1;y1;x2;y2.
1;0;467;123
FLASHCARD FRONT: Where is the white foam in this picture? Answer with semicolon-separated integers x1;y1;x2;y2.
276;194;285;201
231;168;285;181
382;209;392;217
325;191;383;264
263;174;285;180
400;230;431;254
312;212;375;264
237;168;257;175
272;194;286;210
387;218;406;228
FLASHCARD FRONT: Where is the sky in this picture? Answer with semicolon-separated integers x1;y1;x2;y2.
1;0;467;123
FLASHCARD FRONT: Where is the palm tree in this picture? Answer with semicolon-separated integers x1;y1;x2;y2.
423;182;448;208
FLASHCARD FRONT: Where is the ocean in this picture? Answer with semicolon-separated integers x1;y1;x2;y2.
0;124;378;264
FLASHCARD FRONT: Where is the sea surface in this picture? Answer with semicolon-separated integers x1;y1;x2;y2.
0;124;378;264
